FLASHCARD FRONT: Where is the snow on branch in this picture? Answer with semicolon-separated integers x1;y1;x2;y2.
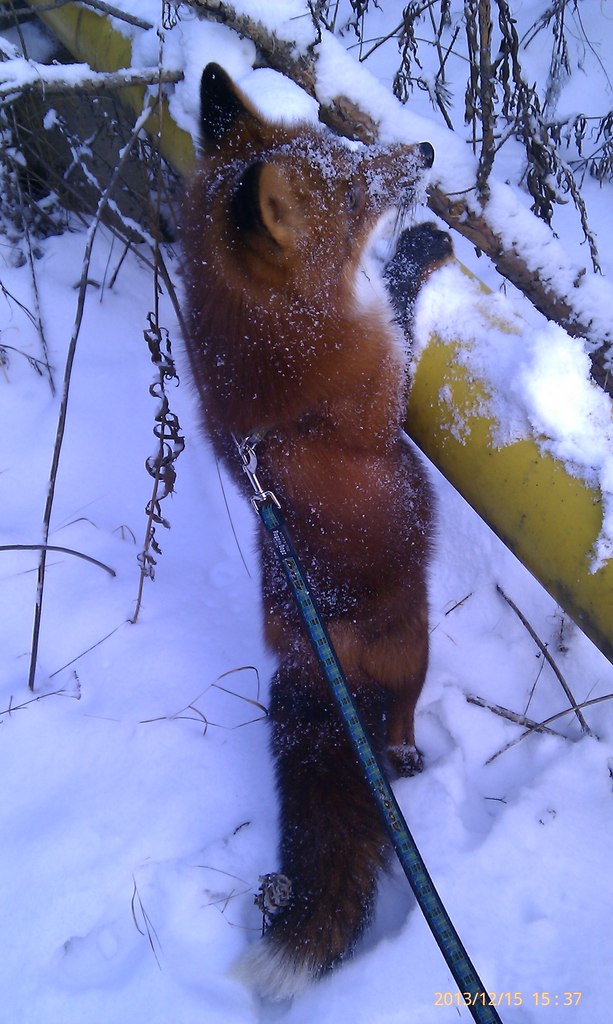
187;0;379;142
0;57;183;100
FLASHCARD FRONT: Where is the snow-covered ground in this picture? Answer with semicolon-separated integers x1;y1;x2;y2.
1;3;612;1022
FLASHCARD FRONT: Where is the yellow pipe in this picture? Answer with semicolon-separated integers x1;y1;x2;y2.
406;274;612;663
21;1;613;664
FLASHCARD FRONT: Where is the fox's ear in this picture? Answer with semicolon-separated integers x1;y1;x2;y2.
257;164;302;249
232;162;301;249
200;63;258;144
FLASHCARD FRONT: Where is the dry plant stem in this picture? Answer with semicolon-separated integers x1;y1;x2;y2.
0;543;115;576
140;667;268;730
131;877;162;969
132;48;172;626
131;463;162;623
18;202;55;394
496;584;591;734
154;245;189;347
49;620;126;678
476;0;495;194
0;686;78;720
215;458;252;579
27;97;157;691
8;113;55;393
190;0;611;393
0;344;50;374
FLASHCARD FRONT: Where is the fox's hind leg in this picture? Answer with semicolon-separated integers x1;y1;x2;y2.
386;674;426;777
355;585;430;778
375;604;429;778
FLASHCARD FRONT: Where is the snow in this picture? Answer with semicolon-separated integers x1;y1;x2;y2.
1;3;613;1023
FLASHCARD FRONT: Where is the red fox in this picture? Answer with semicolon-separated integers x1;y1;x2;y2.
181;63;447;999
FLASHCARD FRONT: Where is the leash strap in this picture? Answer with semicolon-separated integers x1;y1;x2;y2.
235;435;503;1024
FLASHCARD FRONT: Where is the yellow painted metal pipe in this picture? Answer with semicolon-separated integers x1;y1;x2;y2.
20;0;613;664
406;283;612;664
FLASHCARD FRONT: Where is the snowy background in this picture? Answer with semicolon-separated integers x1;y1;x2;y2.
1;2;612;1022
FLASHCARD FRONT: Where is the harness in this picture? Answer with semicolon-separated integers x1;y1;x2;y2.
234;432;503;1024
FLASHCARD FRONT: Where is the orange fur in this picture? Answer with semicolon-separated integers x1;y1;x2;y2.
181;63;439;999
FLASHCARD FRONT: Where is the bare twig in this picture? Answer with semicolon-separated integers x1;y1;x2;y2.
49;621;127;678
485;692;612;765
465;0;496;196
73;0;154;29
27;95;158;691
496;584;592;734
531;692;613;728
444;592;474;616
15;0;153;30
466;692;563;736
0;343;50;375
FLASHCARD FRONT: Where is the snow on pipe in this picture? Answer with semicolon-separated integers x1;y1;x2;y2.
407;267;613;666
26;0;613;666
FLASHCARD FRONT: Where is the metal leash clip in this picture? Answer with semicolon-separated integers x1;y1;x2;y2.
233;433;281;512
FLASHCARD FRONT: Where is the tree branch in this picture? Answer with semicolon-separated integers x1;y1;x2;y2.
3;1;153;30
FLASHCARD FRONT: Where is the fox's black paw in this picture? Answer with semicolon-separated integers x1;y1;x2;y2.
388;743;424;777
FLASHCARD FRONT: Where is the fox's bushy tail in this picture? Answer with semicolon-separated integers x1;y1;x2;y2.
235;663;390;1000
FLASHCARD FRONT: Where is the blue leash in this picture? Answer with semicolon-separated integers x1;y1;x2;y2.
235;435;503;1024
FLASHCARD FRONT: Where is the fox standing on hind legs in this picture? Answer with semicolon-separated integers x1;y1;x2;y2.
181;62;448;999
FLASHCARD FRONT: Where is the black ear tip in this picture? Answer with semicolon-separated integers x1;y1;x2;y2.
200;62;230;100
202;62;226;86
418;142;435;168
200;62;248;144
